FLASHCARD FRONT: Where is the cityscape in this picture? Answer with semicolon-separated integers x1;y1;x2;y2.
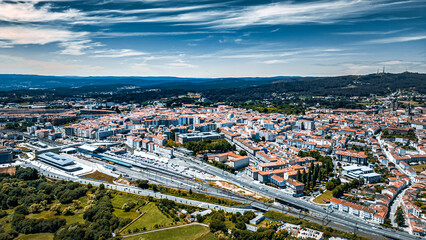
0;90;425;240
0;0;425;240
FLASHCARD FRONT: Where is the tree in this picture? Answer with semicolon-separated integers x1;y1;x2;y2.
296;170;301;182
239;150;247;156
50;203;62;215
136;180;149;189
395;206;405;227
235;221;246;230
210;219;227;233
122;202;136;212
15;167;38;180
29;204;43;214
196;214;205;223
326;181;335;191
62;206;74;216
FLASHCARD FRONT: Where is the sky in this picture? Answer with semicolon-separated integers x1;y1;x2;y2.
0;0;425;77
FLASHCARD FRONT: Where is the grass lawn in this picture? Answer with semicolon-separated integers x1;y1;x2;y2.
0;216;12;232
114;208;141;219
412;163;426;174
16;233;54;240
313;190;333;204
78;196;89;208
124;224;209;240
27;211;84;225
125;202;173;233
82;170;116;182
203;216;235;230
196;232;217;240
111;193;146;209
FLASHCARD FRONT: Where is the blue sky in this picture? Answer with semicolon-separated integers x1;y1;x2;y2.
0;0;425;77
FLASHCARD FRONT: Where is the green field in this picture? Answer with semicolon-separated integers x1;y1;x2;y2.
0;215;12;232
313;190;333;204
114;208;141;219
196;232;218;240
125;202;173;233
16;233;54;240
124;224;210;240
27;211;84;225
111;193;146;209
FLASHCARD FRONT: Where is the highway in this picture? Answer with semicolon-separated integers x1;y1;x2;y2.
173;150;420;240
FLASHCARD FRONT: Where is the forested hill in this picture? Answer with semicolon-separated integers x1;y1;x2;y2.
202;72;426;102
0;72;423;104
0;74;298;91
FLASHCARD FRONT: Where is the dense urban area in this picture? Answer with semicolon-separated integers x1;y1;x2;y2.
0;87;425;240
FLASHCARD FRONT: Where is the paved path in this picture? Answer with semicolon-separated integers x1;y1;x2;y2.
121;223;209;238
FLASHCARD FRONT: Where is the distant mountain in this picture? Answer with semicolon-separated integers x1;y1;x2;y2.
0;72;423;105
0;74;300;91
202;72;426;102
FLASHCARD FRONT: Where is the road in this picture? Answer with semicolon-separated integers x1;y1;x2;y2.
377;133;414;234
173;150;420;240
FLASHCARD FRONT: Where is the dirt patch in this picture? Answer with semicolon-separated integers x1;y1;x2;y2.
82;170;115;182
213;181;267;199
116;178;131;185
0;167;15;175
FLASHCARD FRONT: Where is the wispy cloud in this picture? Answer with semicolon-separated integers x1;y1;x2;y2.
132;0;423;28
263;59;288;64
92;49;148;58
362;35;426;44
335;28;412;35
0;1;82;22
0;26;87;45
0;25;97;55
89;3;220;15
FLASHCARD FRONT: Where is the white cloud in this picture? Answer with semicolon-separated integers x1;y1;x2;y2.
89;4;220;15
0;1;82;22
134;0;422;28
0;41;13;48
92;49;148;58
264;59;287;64
379;60;425;66
0;25;95;55
335;28;411;35
59;40;102;56
0;26;87;45
362;35;426;44
168;59;197;68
